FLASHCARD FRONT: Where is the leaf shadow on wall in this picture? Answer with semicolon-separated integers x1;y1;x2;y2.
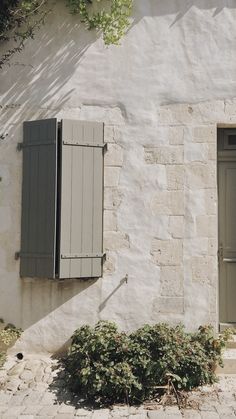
0;1;102;336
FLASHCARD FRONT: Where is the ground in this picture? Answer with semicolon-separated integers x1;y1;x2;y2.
0;355;235;418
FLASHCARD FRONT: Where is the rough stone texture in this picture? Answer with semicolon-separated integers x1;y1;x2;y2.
0;0;235;352
151;239;183;266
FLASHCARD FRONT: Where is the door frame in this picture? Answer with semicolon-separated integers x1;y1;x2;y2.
218;128;236;332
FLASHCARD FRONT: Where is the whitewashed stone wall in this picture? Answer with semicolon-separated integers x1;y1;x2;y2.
0;0;236;353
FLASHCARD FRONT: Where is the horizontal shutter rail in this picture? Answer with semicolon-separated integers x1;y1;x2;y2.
19;252;54;259
61;253;106;259
63;140;106;149
18;141;56;150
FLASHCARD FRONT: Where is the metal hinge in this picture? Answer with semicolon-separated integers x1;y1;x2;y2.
17;143;23;151
63;141;107;152
61;253;106;260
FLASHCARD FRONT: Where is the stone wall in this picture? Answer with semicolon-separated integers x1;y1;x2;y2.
0;0;236;353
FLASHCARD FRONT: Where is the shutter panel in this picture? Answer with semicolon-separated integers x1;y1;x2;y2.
20;119;58;278
59;120;104;278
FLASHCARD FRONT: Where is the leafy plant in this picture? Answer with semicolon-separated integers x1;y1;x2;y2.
64;321;231;406
0;0;133;67
66;0;133;45
0;323;22;367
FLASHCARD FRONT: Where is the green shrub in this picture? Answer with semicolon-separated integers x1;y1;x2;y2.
64;321;230;405
0;323;22;367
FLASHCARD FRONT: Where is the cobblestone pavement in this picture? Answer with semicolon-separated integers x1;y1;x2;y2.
0;355;235;418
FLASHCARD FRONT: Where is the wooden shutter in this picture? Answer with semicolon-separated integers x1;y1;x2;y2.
59;119;104;279
20;119;58;278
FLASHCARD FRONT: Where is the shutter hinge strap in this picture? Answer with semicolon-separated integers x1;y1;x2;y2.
61;253;106;260
63;141;107;150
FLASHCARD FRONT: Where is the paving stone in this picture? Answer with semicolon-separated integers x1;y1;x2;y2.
215;406;235;415
38;405;60;415
37;417;54;419
20;371;34;382
7;363;25;377
75;409;93;416
182;410;201;419
164;406;182;414
58;404;75;413
2;406;25;417
18;416;35;419
0;392;12;404
219;416;236;419
22;405;42;414
92;409;110;418
39;392;57;405
23;391;43;405
110;406;129;417
200;413;220;419
10;394;26;406
147;411;166;419
54;415;75;419
199;403;217;412
6;378;21;392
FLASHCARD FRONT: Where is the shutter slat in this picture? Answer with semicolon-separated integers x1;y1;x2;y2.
70;145;83;278
92;146;103;276
81;146;94;277
20;119;58;278
59;120;104;279
59;123;72;278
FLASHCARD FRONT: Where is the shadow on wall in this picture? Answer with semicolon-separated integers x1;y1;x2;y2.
0;0;96;127
132;0;236;25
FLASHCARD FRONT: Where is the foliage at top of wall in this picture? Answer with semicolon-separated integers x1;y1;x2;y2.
0;0;133;68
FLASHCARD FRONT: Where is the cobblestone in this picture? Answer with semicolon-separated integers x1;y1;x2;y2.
0;356;236;418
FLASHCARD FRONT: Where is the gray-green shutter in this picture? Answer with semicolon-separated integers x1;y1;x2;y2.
20;119;58;278
59;119;104;278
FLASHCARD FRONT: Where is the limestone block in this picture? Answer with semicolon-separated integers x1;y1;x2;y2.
153;297;184;314
208;238;217;257
104;144;123;167
192;256;208;283
151;191;184;216
151;239;183;266
104;231;130;251
104;167;120;187
184;238;208;257
192;256;217;285
104;210;117;231
104;125;115;143
185;163;216;189
157;104;195;125
103;253;116;275
104;188;122;210
160;266;184;297
167;165;184;190
144;146;183;164
208;143;217;160
193;125;216;143
205;189;217;215
168;126;185;145
168;216;184;238
196;215;217;238
209;286;217;314
224;99;236;116
184;143;208;163
185;189;205;218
